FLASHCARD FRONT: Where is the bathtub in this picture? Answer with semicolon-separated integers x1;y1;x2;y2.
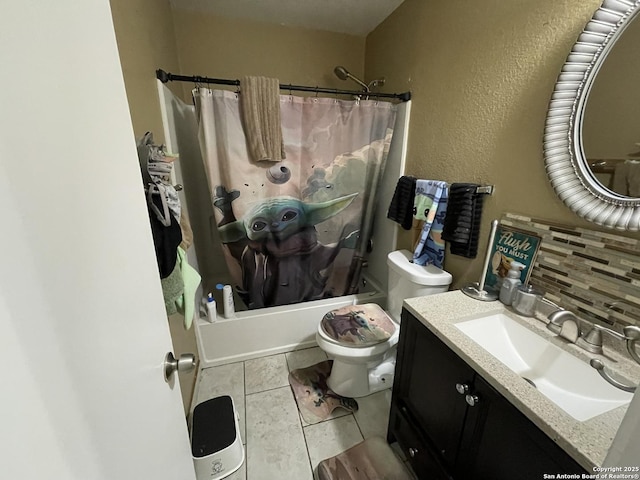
195;275;386;367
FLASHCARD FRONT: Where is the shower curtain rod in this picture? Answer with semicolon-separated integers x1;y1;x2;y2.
156;69;411;102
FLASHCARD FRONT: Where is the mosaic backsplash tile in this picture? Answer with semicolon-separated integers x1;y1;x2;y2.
501;213;640;329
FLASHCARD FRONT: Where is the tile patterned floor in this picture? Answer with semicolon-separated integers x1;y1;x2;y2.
192;347;416;480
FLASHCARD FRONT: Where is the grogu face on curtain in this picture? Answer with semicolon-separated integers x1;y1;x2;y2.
218;193;359;254
215;192;360;308
245;197;308;242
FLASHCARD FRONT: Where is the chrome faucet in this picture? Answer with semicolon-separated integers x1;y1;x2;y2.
602;301;640;364
577;323;640;363
623;325;640;364
590;325;640;393
546;310;580;343
590;359;636;393
546;308;640;393
576;324;626;354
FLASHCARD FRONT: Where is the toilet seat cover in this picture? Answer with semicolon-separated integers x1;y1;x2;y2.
320;303;396;347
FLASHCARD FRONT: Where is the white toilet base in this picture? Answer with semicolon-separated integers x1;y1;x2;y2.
327;348;396;398
316;249;452;398
368;355;396;394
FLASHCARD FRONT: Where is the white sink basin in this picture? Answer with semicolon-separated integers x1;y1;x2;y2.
455;313;632;421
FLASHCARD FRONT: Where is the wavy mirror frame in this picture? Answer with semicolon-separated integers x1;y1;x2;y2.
544;0;640;231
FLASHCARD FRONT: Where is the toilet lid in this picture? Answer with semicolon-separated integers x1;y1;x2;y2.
320;303;396;347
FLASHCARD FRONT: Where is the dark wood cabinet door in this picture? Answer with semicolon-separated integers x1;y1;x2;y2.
396;311;473;469
389;402;452;480
456;375;586;480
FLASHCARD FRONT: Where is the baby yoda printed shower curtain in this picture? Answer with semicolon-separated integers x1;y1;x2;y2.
194;88;396;309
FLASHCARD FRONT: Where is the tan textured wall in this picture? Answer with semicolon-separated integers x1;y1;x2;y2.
171;9;366;101
110;0;181;144
109;0;196;415
365;0;640;289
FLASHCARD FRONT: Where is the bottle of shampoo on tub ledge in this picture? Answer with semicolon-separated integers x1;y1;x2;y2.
499;261;525;306
222;284;235;319
206;293;217;323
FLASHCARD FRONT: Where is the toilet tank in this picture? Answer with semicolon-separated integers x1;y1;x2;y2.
387;250;453;321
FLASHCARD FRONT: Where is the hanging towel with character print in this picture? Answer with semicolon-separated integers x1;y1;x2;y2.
413;180;448;268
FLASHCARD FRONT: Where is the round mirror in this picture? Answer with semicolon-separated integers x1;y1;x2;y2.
544;0;640;231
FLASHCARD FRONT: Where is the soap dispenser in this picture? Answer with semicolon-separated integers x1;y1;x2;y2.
499;261;525;306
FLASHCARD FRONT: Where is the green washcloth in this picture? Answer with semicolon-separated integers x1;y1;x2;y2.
175;246;201;329
161;260;184;316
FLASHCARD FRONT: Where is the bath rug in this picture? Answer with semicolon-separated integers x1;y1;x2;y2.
317;436;413;480
288;360;358;424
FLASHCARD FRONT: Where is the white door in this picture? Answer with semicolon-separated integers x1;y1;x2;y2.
0;1;196;479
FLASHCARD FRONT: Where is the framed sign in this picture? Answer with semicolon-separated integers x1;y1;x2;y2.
483;225;541;292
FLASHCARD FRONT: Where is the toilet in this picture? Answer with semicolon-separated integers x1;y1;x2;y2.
316;249;453;398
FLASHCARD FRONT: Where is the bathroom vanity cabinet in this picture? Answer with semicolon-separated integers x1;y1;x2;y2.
387;309;586;480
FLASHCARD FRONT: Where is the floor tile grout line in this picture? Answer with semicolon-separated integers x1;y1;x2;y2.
245;382;293;397
244;353;292;397
244;370;313;480
352;410;366;440
244;351;288;364
284;352;292;373
299;395;316;478
302;411;354;428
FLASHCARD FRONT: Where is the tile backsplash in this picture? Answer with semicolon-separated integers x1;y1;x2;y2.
501;213;640;329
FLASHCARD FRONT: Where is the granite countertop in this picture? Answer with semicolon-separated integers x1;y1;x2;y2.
403;290;640;471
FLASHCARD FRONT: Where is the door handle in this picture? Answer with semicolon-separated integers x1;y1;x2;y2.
164;352;196;382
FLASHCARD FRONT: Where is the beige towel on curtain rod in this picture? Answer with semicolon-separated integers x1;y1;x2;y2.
240;76;286;162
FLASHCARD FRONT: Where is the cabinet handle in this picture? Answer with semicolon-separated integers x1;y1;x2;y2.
465;394;480;407
409;447;418;458
455;383;470;395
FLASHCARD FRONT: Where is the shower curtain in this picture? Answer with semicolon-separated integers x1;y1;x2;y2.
194;88;396;309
